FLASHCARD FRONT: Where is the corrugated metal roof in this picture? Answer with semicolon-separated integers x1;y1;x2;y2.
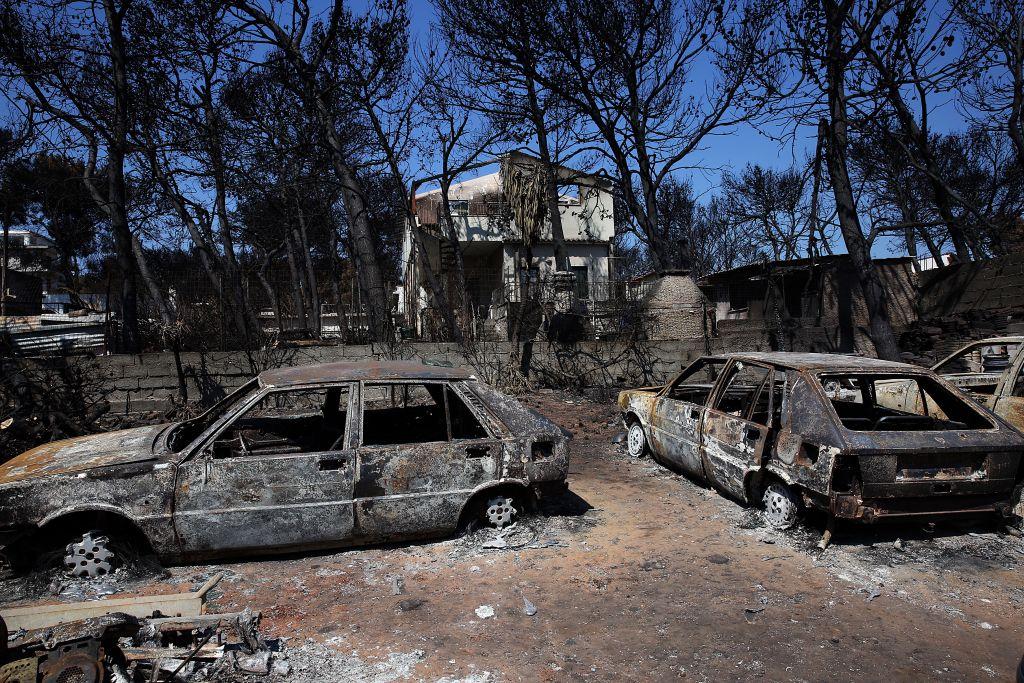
0;312;108;355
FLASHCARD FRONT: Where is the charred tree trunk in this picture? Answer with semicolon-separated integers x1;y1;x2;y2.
256;244;285;334
821;5;901;361
284;231;308;333
103;0;141;352
293;190;321;336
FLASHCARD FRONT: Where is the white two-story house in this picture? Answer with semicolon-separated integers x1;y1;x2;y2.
399;152;615;338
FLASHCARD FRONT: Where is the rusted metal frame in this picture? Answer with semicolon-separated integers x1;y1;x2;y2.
656;357;728;399
442;385;453;442
0;574;223;631
700;360;776;492
704;358;775;418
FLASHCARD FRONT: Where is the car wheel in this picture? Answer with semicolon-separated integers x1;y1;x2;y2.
761;482;800;529
483;495;519;529
64;530;117;578
626;422;648;458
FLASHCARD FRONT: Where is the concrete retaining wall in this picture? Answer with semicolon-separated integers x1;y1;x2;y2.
21;340;711;417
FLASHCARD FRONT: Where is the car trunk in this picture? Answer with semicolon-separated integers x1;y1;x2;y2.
854;443;1020;500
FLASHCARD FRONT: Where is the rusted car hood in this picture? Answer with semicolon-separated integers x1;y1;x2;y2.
0;425;168;484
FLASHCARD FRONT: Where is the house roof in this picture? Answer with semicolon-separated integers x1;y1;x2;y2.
697;254;915;285
414;150;612;202
259;360;475;387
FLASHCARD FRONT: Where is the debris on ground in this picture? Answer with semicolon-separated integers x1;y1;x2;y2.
474;605;495;620
1;604;283;682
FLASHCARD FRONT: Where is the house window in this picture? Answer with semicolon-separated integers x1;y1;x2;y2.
728;282;749;311
449;200;469;217
571;265;589;299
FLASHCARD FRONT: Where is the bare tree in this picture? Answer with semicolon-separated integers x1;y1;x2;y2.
0;0;174;350
531;0;777;274
723;164;813;261
775;0;901;359
957;0;1024;173
415;46;507;340
141;0;263;345
432;0;576;273
843;0;987;262
226;0;399;342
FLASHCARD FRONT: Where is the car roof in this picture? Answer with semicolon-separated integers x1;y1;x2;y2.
258;360;475;387
714;351;917;372
951;336;1024;345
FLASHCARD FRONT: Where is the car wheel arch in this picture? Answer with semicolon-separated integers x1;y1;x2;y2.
457;479;533;529
624;410;649;433
36;504;153;554
746;465;799;503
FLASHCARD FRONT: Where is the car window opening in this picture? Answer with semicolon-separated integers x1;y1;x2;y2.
362;382;487;446
821;374;993;432
935;342;1020;376
714;363;772;423
667;359;727;405
211;386;350;458
169;379;260;452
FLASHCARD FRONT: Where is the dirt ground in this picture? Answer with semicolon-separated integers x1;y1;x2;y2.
5;391;1024;682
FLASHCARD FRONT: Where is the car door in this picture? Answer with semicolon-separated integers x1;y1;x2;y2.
173;384;357;555
701;360;774;501
993;348;1024;432
649;359;726;477
353;381;503;540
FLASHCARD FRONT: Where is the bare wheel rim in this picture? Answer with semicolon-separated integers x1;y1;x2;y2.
484;496;518;529
762;483;799;529
64;531;116;578
627;423;646;457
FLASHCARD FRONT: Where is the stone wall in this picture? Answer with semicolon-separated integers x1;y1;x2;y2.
16;340;714;417
901;252;1024;363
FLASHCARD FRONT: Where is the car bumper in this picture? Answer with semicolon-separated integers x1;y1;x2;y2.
829;492;1014;522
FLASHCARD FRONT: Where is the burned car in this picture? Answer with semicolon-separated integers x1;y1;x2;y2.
0;361;568;577
880;337;1024;432
619;352;1024;527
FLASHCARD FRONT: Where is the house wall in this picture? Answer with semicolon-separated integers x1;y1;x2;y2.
501;243;612;301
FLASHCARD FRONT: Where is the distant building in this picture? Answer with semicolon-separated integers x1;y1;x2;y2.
1;270;42;316
697;255;919;354
399;151;615;338
2;228;59;291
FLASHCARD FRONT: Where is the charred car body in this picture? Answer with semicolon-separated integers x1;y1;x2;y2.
0;361;568;576
619;352;1024;526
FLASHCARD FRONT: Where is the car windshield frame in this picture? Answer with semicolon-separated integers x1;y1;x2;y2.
167;378;261;453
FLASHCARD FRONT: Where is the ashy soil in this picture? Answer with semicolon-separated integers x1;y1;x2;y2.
4;391;1023;682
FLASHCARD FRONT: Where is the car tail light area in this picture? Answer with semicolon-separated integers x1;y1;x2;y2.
531;440;555;461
